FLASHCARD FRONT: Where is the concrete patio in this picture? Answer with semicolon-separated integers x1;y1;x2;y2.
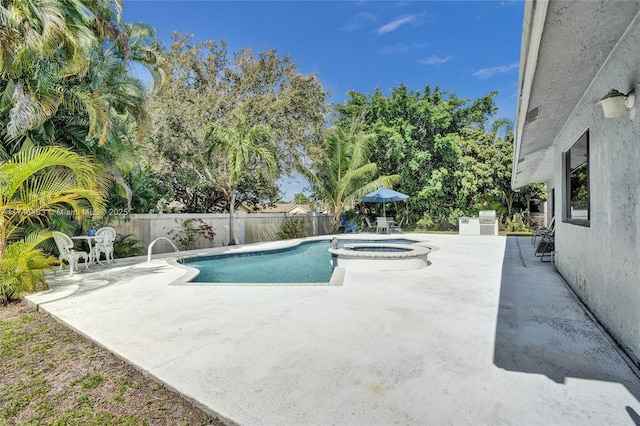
25;235;640;425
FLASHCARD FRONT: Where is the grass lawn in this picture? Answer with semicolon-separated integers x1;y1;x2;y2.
0;302;223;425
501;231;533;236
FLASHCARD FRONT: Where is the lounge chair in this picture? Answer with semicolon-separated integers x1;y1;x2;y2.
532;216;555;246
340;214;357;233
535;231;555;262
52;231;89;276
94;226;116;265
363;217;376;232
389;217;405;233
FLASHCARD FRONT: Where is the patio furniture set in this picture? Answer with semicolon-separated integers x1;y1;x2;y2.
340;187;410;234
52;227;117;276
342;215;405;234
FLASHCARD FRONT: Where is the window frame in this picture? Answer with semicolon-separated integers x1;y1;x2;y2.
563;130;590;227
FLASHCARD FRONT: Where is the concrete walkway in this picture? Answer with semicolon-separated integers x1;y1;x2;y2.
26;235;640;425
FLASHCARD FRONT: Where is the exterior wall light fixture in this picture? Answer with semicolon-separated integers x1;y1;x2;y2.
597;87;637;119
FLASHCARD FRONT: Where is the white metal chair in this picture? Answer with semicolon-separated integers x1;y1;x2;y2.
52;231;89;276
94;227;116;265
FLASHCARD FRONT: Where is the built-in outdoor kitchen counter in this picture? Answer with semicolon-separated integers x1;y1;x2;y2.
458;210;498;235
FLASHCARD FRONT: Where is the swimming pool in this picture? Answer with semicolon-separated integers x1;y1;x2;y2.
179;238;416;284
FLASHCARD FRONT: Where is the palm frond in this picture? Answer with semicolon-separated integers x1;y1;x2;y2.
0;229;60;300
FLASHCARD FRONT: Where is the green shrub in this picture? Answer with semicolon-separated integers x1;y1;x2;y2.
112;234;144;258
0;231;61;305
503;211;532;232
165;218;216;250
277;218;305;240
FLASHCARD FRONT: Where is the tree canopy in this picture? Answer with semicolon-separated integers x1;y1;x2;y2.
139;33;328;212
331;84;544;228
0;0;164;213
0;1;163;152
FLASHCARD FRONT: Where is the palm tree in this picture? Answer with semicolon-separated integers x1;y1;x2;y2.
488;118;514;143
1;0;164;210
0;146;108;300
117;22;166;91
0;230;60;304
298;125;400;232
0;0;99;138
0;1;161;147
204;109;276;245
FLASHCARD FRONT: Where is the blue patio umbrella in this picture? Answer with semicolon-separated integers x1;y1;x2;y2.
361;188;409;216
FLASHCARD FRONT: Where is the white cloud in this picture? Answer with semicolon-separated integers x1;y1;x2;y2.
375;15;417;35
473;62;519;79
419;55;453;65
341;12;377;32
381;42;426;55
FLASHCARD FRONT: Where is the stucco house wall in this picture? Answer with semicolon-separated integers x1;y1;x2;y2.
551;16;640;363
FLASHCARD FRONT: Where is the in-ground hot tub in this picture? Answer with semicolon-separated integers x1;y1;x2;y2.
328;243;431;271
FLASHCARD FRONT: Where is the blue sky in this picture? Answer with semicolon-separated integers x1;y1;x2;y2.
124;0;525;200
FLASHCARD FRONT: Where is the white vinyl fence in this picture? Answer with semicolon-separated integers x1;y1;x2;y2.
110;212;334;255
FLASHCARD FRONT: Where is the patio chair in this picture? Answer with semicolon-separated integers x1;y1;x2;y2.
363;217;376;232
340;214;358;233
532;216;555;246
52;231;89;276
376;217;388;234
389;217;405;233
534;229;555;262
94;226;116;265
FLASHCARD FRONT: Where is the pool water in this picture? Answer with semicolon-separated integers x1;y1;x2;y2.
181;239;415;284
346;246;411;252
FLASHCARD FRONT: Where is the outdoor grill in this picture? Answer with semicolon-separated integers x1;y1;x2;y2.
479;210;496;224
479;210;498;235
459;210;498;236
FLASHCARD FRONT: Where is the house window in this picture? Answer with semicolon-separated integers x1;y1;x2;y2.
564;131;589;225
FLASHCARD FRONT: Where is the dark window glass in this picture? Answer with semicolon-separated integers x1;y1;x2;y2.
564;131;589;224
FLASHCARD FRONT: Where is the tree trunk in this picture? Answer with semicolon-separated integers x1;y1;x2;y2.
228;187;237;245
332;211;341;234
506;193;514;218
0;217;6;259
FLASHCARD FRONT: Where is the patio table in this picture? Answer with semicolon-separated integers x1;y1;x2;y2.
71;235;98;265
